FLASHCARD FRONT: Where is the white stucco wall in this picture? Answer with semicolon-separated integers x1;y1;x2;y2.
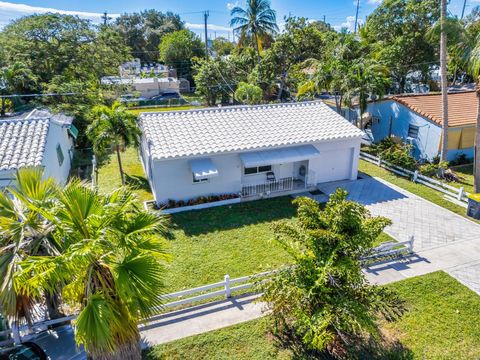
145;138;362;204
41;122;74;185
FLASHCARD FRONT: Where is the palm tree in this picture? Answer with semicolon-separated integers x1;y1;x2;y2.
465;36;480;193
14;180;170;359
0;168;63;323
440;0;449;161
230;0;279;59
87;102;140;186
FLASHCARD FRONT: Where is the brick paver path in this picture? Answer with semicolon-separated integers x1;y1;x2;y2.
447;261;480;295
316;176;480;251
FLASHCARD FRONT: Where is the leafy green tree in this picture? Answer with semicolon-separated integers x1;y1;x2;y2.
13;178;170;359
159;29;205;81
261;191;405;358
343;59;390;118
114;10;184;63
253;17;338;100
194;51;255;106
360;0;440;93
0;62;37;116
212;37;235;56
87;103;141;186
230;0;279;59
234;82;263;104
0;168;62;323
0;14;129;90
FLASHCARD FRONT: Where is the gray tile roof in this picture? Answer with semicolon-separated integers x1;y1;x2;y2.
0;117;49;171
139;101;364;160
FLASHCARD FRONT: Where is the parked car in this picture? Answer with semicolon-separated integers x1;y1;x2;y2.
0;326;85;360
150;92;181;101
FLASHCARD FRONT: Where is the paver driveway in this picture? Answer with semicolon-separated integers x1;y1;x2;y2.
316;175;480;251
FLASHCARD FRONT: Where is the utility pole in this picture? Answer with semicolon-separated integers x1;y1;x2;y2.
461;0;467;19
101;11;111;26
204;11;209;61
354;0;360;33
440;0;449;161
323;15;326;23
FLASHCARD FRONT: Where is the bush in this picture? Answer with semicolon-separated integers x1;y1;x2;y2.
419;161;448;177
379;143;417;170
450;153;472;166
160;193;239;209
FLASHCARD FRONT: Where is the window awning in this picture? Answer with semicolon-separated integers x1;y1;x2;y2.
189;158;219;180
240;145;320;168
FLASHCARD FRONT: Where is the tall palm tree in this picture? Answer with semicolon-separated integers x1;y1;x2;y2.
14;180;170;359
0;168;62;324
230;0;279;59
465;36;480;193
87;102;140;186
440;0;449;161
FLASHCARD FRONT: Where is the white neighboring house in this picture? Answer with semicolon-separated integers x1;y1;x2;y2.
139;101;364;206
0;109;76;188
101;77;180;98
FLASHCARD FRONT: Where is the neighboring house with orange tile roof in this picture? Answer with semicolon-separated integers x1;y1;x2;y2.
363;91;477;161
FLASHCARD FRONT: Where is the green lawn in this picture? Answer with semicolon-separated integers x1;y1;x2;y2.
163;197;296;292
449;164;474;194
359;160;476;221
97;147;153;203
144;271;480;360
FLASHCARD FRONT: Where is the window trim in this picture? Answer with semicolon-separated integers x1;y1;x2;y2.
407;124;419;139
56;144;64;166
243;165;272;176
192;174;210;184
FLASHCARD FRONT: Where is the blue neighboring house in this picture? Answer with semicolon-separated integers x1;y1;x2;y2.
363;91;477;162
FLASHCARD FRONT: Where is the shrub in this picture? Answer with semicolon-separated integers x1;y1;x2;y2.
379;143;417;170
419;161;448;177
160;193;239;209
450;153;472;166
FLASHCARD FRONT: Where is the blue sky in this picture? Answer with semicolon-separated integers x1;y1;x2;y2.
0;0;476;38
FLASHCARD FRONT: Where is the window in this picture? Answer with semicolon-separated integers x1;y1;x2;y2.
56;144;64;166
244;165;272;175
192;174;209;184
407;124;419;139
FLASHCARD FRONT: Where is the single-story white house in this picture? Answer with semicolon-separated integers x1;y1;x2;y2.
139;101;364;206
101;77;181;98
0;109;76;188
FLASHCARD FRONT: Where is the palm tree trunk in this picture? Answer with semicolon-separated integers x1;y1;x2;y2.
116;144;125;186
89;334;141;360
45;291;66;321
253;31;261;62
474;82;480;193
440;0;449;162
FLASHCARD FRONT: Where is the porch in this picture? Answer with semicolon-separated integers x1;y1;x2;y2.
239;144;320;199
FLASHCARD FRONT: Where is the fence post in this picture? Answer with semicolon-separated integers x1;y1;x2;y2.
224;274;231;298
91;155;97;189
11;323;21;345
412;170;419;183
457;187;464;201
377;156;382;167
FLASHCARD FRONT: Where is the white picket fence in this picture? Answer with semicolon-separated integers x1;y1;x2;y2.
360;152;470;205
0;270;276;347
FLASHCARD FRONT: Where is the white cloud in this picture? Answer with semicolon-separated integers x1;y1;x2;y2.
333;15;364;32
226;1;239;10
186;22;231;32
0;1;119;26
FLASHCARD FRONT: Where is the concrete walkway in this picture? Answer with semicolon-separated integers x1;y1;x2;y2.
141;176;480;346
140;293;265;347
